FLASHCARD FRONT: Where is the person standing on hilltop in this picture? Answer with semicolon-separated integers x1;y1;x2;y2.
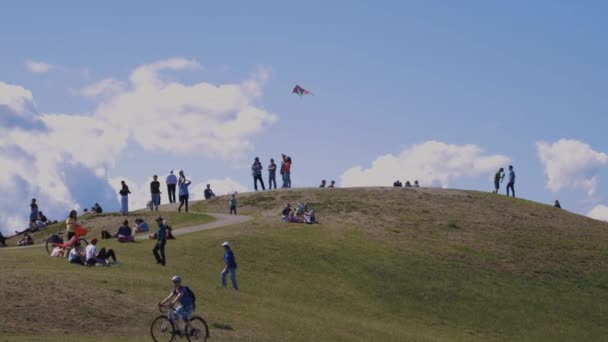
119;180;131;214
150;175;161;211
506;165;516;198
282;154;292;188
166;170;177;204
178;176;191;213
29;198;39;230
252;157;265;191
268;158;277;190
493;168;505;194
221;241;238;290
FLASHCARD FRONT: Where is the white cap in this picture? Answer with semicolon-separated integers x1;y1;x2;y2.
221;241;230;247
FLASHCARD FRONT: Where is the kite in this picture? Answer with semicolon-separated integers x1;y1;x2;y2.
292;85;313;97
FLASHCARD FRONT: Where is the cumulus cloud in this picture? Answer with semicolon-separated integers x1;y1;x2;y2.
587;205;608;222
24;59;54;73
0;59;277;233
537;139;608;195
340;141;510;188
77;78;125;97
97;58;278;159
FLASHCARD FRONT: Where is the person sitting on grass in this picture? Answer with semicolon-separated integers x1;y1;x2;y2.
281;203;292;221
304;210;316;224
204;184;216;200
134;218;150;233
68;243;85;265
114;220;134;242
18;232;34;246
328;180;336;188
0;231;6;247
319;180;326;188
85;238;119;266
50;245;67;258
93;203;103;214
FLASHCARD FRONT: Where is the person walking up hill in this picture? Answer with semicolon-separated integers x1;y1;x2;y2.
153;217;167;266
221;241;238;290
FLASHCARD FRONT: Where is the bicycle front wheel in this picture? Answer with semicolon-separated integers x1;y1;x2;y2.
79;238;88;248
186;316;209;341
45;241;54;255
151;316;176;342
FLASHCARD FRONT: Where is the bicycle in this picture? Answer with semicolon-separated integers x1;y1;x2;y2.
45;225;89;255
151;304;209;342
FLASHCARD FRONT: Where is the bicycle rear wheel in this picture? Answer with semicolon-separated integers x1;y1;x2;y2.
79;238;88;248
186;316;209;341
45;241;54;255
151;316;176;342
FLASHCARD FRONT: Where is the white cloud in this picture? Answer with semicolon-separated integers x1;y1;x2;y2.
24;59;54;73
77;78;125;97
0;82;35;114
340;141;510;188
97;58;278;159
588;205;608;222
537;139;608;195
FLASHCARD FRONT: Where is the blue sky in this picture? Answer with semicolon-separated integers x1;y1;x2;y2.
1;1;608;231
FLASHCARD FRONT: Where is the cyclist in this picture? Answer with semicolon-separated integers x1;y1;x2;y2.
159;276;195;335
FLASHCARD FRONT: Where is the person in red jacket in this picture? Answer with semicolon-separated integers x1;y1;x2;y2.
281;154;292;188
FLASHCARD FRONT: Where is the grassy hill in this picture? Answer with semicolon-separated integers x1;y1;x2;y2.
1;187;607;341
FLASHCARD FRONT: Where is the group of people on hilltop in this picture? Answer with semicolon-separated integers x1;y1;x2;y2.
251;154;293;191
393;180;420;187
319;180;336;188
493;165;516;197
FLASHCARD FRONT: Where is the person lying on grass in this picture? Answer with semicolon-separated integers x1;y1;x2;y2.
85;238;119;266
17;232;34;246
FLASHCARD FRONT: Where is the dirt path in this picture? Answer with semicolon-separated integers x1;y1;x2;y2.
1;202;252;250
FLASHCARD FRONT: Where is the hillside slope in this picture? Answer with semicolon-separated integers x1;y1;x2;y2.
1;187;607;341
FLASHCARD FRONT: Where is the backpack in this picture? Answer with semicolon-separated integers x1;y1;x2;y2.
185;286;196;309
47;234;63;244
101;230;112;239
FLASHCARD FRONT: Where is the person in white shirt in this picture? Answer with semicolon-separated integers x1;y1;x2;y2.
69;243;85;265
166;170;178;204
85;238;118;266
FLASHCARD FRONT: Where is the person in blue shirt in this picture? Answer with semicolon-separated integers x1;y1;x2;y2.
153;217;167;266
178;177;191;213
159;276;195;335
506;165;516;198
221;241;238;290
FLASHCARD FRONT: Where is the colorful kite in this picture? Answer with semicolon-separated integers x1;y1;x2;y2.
292;85;313;97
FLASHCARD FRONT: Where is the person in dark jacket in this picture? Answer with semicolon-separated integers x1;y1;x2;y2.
204;184;216;200
268;158;277;190
150;175;161;211
252;157;265;191
221;241;238;290
554;200;562;209
153;217;167;266
119;181;131;214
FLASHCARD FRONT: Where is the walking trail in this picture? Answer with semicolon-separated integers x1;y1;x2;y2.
1;201;252;250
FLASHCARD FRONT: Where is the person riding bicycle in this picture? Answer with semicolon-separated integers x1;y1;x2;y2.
159;276;195;335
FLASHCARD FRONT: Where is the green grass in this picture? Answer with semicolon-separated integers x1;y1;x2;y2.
1;188;608;341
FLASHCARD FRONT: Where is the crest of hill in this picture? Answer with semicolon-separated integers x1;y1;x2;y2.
195;187;608;278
